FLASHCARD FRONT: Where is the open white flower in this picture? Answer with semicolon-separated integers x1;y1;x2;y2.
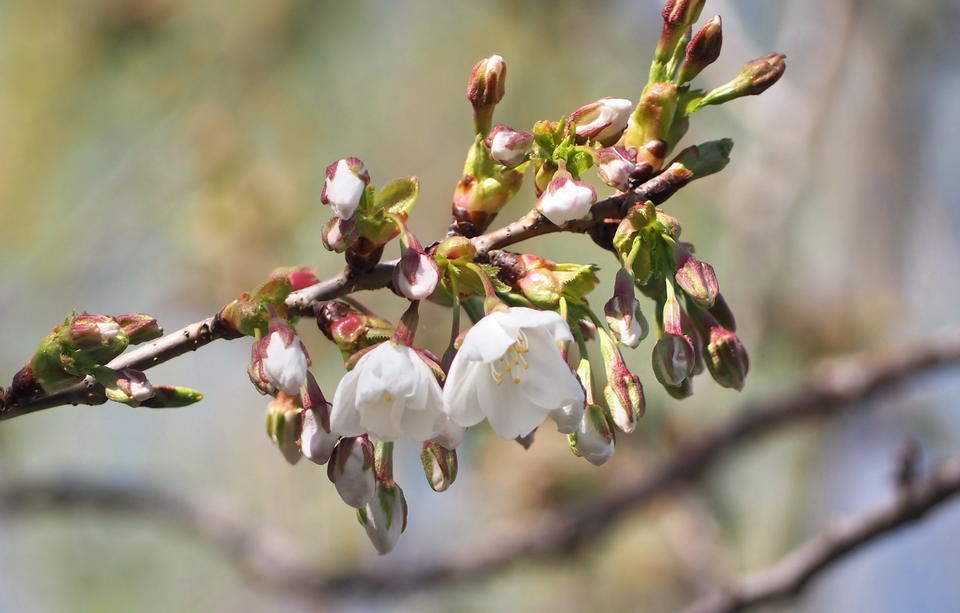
538;175;597;227
442;307;585;440
330;342;448;442
321;157;370;219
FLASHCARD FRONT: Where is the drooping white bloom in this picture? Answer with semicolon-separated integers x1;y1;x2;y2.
321;157;370;219
358;482;407;555
571;404;615;466
261;331;309;396
538;175;597;227
330;342;448;443
442;307;585;440
301;407;338;465
605;268;649;348
569;97;634;144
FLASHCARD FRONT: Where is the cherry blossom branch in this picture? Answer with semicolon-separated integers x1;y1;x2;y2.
0;157;714;422
683;454;960;613
4;330;959;603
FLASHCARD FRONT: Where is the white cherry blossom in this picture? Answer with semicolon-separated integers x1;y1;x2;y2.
442;307;585;440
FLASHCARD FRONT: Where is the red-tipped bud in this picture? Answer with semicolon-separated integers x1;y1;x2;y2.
599;329;645;433
321;217;351;253
677;15;723;84
568;97;634;146
485;124;534;169
705;322;749;391
328;436;376;508
467;55;506;134
271;266;320;291
113;313;162;345
300;372;336;465
321;157;370;220
699;53;787;107
102;368;155;406
315;300;393;359
248;312;310;396
394;237;440;301
662;0;706;27
675;250;719;308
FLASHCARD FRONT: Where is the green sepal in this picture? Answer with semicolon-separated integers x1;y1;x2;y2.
375;176;420;216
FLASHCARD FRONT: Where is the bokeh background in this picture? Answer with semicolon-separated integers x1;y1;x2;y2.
2;0;960;611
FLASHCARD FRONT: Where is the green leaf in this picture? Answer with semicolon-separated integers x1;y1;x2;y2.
375;176;420;215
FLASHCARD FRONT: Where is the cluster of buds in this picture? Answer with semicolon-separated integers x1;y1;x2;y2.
0;0;785;556
17;312;200;409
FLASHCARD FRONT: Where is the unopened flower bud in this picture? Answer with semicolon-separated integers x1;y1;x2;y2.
321;157;370;220
485;124;534;169
599;329;645;433
467;55;506;134
328;436;376;508
265;392;302;465
705;322;749;391
271;266;320;291
568;97;634;146
709;293;737;331
550;401;585;435
675;251;719;308
100;367;155;406
357;481;407;555
434;236;476;262
652;334;694;388
249;311;310;396
699;53;787;108
568;404;616;466
665;377;693;400
138;385;204;408
612;203;657;283
321;217;351;253
605;269;649;348
677;15;723;84
316;300;393;359
596;146;638;191
300;372;337;465
655;0;706;69
451;137;525;237
113;313;162;345
394;241;440;301
624;84;678;168
420;442;458;492
538;172;597;227
65;313;127;365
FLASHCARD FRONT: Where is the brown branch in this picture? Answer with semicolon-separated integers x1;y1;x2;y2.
683;455;960;613
5;331;959;603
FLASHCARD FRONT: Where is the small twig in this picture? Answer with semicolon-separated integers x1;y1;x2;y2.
683;455;960;613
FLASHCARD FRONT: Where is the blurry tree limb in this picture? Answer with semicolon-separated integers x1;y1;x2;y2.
683;455;960;613
3;330;960;603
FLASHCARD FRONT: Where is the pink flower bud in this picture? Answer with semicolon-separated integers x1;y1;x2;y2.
328;436;376;508
568;97;634;146
700;53;787;107
102;368;155;406
677;15;723;84
67;313;122;350
485;124;534;168
321;217;351;253
705;323;749;391
675;251;719;308
538;173;597;227
599;329;645;433
321;157;370;219
467;55;506;107
113;313;162;345
596;146;638;191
